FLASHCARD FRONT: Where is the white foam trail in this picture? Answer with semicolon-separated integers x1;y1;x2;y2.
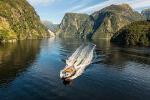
66;44;84;66
66;44;96;80
74;45;89;67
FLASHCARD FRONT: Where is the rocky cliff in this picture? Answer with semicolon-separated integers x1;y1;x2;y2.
0;0;49;42
91;4;144;39
56;13;90;38
57;4;145;39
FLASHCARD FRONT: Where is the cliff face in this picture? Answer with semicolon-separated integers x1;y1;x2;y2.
56;13;90;38
0;0;49;42
57;4;145;39
142;8;150;21
111;21;150;46
91;4;144;39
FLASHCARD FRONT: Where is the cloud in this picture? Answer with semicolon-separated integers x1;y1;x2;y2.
70;4;85;11
77;0;118;13
76;0;150;13
130;0;150;9
65;4;87;13
63;0;93;13
27;0;58;6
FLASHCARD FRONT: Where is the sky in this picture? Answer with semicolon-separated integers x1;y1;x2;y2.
27;0;150;24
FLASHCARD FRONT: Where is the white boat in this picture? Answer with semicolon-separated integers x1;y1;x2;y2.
60;43;96;81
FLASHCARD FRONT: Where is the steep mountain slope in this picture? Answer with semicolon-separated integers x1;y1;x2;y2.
57;4;145;39
0;0;49;42
90;4;145;39
111;21;150;46
142;8;150;21
56;13;90;38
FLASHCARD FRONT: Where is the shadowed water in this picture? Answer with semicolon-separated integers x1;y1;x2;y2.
0;37;150;100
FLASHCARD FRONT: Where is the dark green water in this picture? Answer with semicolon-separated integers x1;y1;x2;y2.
0;37;150;100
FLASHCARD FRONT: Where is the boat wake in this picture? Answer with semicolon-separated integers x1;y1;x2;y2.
60;43;96;81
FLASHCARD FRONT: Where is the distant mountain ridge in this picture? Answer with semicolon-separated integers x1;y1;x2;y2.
42;21;58;33
0;0;49;42
142;8;150;21
57;4;145;39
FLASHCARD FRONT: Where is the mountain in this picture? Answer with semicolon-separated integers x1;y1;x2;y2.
91;4;145;39
0;0;49;42
111;21;150;46
142;8;150;21
57;4;145;39
42;21;58;32
56;13;90;38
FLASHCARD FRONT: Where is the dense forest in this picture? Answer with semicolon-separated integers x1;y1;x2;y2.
111;21;150;46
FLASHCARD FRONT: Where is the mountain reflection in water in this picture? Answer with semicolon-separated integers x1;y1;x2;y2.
0;37;149;100
0;40;41;85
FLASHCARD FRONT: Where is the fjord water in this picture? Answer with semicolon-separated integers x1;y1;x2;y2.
0;38;150;100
